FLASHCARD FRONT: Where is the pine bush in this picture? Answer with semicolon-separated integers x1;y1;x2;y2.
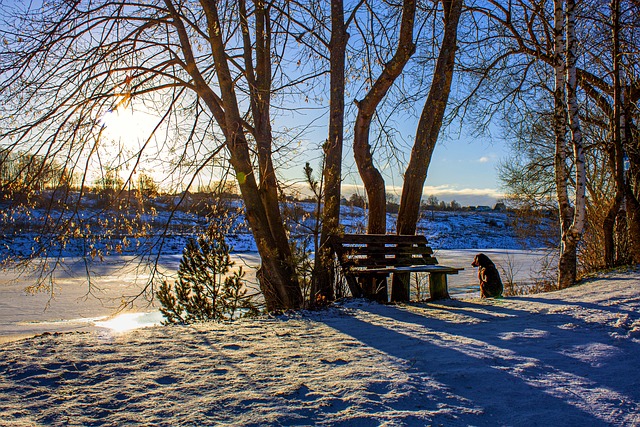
157;226;259;324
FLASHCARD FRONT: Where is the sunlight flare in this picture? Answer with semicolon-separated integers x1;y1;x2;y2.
94;311;163;333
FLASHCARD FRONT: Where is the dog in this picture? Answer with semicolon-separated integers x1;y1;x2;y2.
471;253;503;298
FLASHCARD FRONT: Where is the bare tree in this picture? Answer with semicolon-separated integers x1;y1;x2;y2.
352;0;416;235
310;0;351;303
392;0;463;301
466;0;640;280
0;0;307;310
603;0;624;267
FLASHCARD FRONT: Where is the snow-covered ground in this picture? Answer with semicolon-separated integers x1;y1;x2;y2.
1;200;554;261
1;267;638;426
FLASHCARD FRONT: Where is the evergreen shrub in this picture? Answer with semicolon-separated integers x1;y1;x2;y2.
157;225;259;324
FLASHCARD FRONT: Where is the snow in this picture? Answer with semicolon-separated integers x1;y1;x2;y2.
1;267;639;426
1;201;553;261
0;254;262;342
0;250;554;342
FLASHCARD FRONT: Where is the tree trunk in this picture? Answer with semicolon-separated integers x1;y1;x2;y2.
603;0;625;268
392;0;462;302
603;195;622;267
556;0;587;289
622;72;640;263
231;134;302;310
353;0;416;236
241;0;294;268
353;115;387;234
194;0;302;310
396;0;462;237
558;235;578;288
625;182;640;264
553;0;573;288
312;0;349;304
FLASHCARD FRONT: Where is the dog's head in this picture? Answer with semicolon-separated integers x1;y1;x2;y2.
472;253;495;268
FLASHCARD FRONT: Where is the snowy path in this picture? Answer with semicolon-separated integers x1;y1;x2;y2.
1;268;639;426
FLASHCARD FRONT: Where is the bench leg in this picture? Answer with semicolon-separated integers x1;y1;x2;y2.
344;275;364;298
358;275;389;303
390;272;411;302
429;273;450;300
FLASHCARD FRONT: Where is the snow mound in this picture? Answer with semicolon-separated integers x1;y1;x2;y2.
1;268;639;426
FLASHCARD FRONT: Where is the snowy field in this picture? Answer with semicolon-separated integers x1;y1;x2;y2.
1;203;556;340
1;267;638;426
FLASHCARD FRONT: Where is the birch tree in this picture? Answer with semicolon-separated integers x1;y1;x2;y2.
555;0;587;288
471;0;640;275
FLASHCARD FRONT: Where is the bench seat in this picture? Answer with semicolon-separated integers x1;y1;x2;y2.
329;234;463;301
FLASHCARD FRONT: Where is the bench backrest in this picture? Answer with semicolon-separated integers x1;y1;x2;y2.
330;234;439;270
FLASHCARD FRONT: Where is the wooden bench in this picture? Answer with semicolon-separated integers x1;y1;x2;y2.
330;234;463;301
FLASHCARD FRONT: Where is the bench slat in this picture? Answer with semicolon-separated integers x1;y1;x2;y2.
347;264;461;273
339;246;434;256
341;257;439;268
337;234;429;244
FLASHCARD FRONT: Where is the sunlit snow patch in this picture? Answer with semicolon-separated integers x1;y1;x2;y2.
95;311;163;332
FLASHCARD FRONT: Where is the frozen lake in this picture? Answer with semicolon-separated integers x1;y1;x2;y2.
433;248;552;294
0;250;551;343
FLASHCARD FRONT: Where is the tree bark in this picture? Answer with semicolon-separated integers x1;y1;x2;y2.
241;0;294;268
192;0;302;310
604;0;624;268
553;0;575;288
624;90;640;263
353;0;416;235
557;0;587;289
312;0;349;303
603;193;623;267
396;0;462;237
625;181;640;264
392;0;462;301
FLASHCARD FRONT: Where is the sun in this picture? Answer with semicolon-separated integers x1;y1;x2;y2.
94;104;168;187
100;105;159;146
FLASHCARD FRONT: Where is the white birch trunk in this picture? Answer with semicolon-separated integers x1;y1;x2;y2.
555;0;587;289
553;0;573;289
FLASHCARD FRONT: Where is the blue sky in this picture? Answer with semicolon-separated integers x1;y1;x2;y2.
409;135;505;206
343;136;505;207
102;102;507;208
281;105;508;208
1;0;507;208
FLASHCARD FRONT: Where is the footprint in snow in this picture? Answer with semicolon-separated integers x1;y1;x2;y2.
320;358;349;366
155;375;178;385
222;344;242;350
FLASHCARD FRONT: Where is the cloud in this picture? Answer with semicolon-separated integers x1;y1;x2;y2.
418;186;503;207
286;181;503;207
340;184;503;207
478;156;491;163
